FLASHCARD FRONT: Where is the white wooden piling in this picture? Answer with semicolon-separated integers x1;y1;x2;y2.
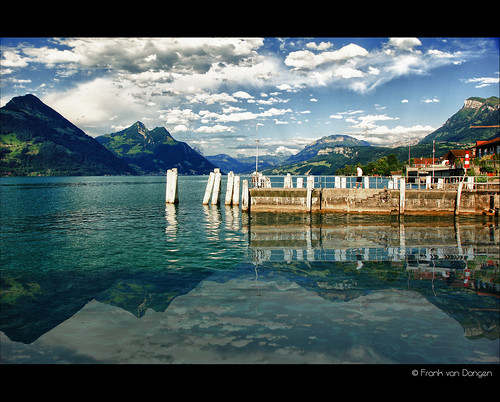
296;177;303;188
284;173;293;188
232;175;240;206
166;168;179;204
241;179;250;212
399;178;405;214
203;172;215;205
211;168;222;205
225;171;234;205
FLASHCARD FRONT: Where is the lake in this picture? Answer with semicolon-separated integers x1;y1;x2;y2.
1;175;498;364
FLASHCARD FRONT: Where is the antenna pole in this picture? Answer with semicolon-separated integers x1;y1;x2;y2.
255;124;260;173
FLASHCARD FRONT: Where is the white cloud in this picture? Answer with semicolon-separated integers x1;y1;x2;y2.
461;75;499;88
195;124;236;133
173;124;189;132
401;99;409;103
232;91;254;99
275;145;299;155
421;97;440;103
189;92;237;104
306;41;333;51
387;38;422;50
42;77;141;134
284;43;368;70
348;124;435;146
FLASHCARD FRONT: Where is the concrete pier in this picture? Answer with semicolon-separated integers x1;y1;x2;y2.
247;185;499;216
165;168;179;204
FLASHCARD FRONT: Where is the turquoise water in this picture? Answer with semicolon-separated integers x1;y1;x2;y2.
1;175;499;364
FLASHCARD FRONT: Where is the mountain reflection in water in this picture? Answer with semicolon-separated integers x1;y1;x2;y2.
1;176;498;363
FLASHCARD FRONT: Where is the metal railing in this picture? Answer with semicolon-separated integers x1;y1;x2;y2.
242;173;500;191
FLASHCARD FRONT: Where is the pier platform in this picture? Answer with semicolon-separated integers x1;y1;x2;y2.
247;185;499;216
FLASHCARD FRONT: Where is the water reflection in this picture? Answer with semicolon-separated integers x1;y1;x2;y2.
1;198;499;362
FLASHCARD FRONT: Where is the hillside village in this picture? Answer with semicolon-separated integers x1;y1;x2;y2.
407;136;499;179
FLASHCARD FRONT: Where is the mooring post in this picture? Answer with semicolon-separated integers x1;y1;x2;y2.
232;175;240;206
225;171;234;206
211;168;222;205
203;171;215;205
455;181;464;215
241;179;250;212
399;177;405;214
307;175;314;190
284;173;293;188
166;168;179;204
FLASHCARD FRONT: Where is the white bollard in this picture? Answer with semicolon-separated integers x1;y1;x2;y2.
399;178;405;214
284;173;293;188
307;175;314;189
225;171;234;205
203;172;215;205
211;168;222;205
241;179;250;212
232;175;240;206
166;168;178;204
296;177;303;188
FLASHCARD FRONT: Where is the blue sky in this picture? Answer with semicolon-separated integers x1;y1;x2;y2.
1;37;498;157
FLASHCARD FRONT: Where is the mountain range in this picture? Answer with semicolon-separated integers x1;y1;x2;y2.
96;122;217;175
1;94;498;177
0;95;216;176
0;94;134;176
264;96;499;175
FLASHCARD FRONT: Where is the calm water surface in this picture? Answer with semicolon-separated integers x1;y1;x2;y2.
1;175;499;364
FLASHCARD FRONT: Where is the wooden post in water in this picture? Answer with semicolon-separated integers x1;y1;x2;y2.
203;171;215;205
232;175;240;206
166;168;179;204
211;168;222;205
241;179;250;212
225;171;234;206
284;173;293;188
